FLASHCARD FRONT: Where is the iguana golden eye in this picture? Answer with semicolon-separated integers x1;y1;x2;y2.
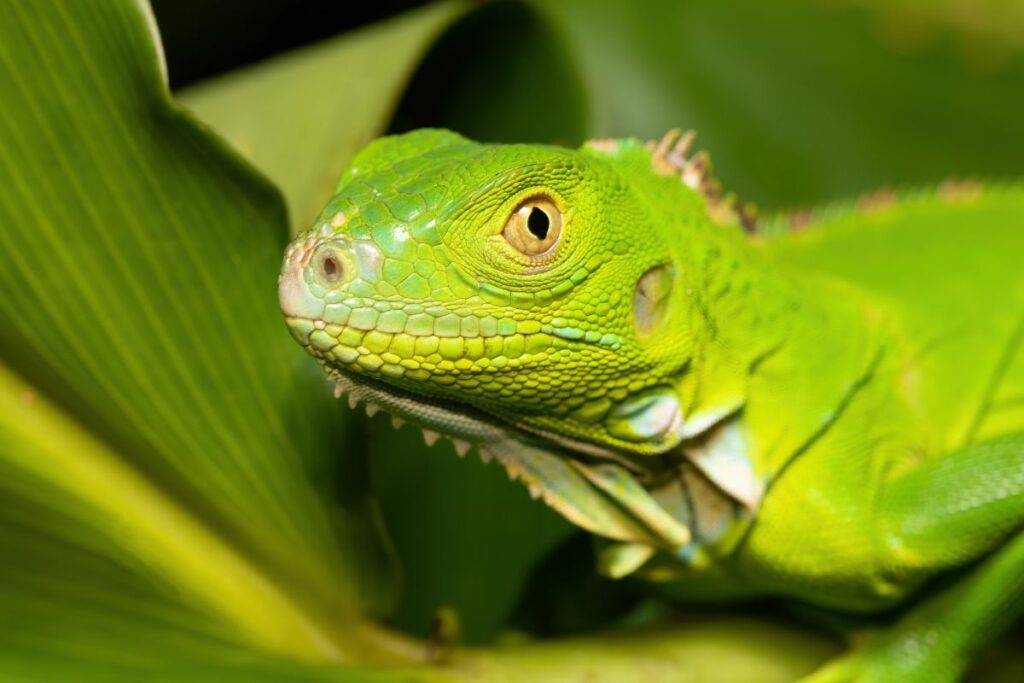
501;196;562;259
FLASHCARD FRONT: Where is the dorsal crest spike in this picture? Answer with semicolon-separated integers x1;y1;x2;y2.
585;138;619;153
646;129;758;235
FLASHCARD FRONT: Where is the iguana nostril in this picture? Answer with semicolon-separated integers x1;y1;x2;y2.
321;253;342;283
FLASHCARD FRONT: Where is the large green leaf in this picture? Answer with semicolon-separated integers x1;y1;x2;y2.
0;0;395;664
180;1;468;234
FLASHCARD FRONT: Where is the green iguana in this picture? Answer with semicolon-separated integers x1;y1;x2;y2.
278;128;1024;682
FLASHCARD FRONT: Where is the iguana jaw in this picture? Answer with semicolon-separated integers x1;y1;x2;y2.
322;363;509;456
312;360;693;555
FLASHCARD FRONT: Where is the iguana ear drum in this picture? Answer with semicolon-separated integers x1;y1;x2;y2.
633;264;674;338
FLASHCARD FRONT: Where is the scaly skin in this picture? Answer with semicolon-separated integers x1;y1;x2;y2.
279;129;1024;681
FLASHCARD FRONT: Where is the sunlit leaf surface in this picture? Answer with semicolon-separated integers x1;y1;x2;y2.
0;0;389;667
181;1;467;233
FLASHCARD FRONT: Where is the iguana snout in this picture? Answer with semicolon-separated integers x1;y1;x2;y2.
278;230;353;321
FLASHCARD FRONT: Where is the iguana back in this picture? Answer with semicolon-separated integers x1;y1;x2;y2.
766;187;1024;448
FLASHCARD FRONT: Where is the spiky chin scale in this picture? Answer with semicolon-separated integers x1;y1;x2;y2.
326;368;553;496
323;366;699;563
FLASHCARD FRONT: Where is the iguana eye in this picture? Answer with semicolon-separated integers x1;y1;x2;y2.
502;196;563;260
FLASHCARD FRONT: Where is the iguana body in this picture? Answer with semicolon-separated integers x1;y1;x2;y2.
279;129;1024;681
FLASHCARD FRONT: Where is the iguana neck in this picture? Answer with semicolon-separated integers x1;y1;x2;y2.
673;220;882;477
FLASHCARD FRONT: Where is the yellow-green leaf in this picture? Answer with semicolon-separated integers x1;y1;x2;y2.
180;1;468;234
0;0;386;664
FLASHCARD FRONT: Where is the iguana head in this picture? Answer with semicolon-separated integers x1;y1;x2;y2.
279;129;749;563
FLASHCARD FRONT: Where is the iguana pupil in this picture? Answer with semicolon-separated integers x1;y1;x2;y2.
527;206;549;239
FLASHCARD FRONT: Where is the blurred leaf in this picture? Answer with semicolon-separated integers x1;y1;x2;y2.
0;0;395;665
452;616;840;682
834;0;1024;68
530;0;1024;208
388;0;588;144
368;421;574;644
180;1;468;234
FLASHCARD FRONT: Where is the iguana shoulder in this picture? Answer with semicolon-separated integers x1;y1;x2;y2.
761;182;1024;448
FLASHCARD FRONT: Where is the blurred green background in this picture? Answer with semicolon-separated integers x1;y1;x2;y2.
0;0;1021;680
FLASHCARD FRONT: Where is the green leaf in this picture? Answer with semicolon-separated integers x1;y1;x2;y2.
837;0;1024;68
387;0;588;144
0;0;392;664
0;367;329;659
179;1;468;234
368;423;573;644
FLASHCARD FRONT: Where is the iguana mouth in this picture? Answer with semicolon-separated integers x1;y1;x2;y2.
302;353;695;560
